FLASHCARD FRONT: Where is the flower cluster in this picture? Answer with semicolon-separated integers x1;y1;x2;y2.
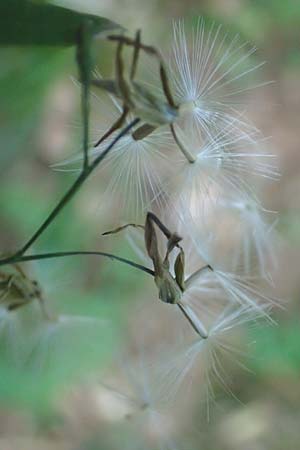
56;18;278;392
55;19;280;436
0;17;278;446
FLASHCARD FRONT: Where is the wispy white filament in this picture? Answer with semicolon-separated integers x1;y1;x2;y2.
156;304;270;406
170;19;269;143
54;82;175;220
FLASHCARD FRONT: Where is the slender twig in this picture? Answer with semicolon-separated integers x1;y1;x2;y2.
170;124;196;164
185;264;213;289
76;20;93;171
0;22;140;265
89;118;140;171
130;29;141;81
102;223;145;236
0;251;154;276
5;118;140;260
177;302;208;338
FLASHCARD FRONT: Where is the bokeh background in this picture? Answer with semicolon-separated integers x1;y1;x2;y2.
0;0;300;449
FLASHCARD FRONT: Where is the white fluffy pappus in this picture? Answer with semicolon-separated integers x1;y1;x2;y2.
120;228;275;412
53;79;176;221
169;18;269;143
99;347;180;450
125;223;276;348
0;299;108;374
167;215;280;318
155;303;272;410
125;220;278;409
163;168;279;289
28;312;108;373
215;196;279;278
162;122;278;229
0;306;38;366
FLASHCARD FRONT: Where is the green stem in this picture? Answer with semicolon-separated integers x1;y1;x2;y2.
0;251;154;277
76;20;93;170
10;118;140;258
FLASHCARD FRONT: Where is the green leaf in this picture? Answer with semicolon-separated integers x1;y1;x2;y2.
0;0;123;46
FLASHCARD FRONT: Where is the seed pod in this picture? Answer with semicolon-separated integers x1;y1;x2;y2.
174;249;185;292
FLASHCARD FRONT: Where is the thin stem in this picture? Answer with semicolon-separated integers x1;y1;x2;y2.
177;302;208;338
89;118;140;171
15;173;86;257
102;223;145;236
170;124;196;164
76;20;93;171
11;118;140;258
0;251;154;277
185;264;213;289
93;105;128;148
130;29;141;81
147;211;173;240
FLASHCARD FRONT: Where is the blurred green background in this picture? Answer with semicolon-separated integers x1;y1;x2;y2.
0;0;300;449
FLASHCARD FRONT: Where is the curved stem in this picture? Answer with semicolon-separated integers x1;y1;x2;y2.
11;118;140;258
170;124;196;164
0;251;154;277
185;264;213;289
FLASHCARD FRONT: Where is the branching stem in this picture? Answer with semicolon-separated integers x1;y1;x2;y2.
0;251;154;276
1;118;140;263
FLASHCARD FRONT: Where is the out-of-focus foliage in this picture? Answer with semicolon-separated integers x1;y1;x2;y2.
0;47;69;169
250;0;300;26
0;0;122;46
0;0;122;169
251;321;300;375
